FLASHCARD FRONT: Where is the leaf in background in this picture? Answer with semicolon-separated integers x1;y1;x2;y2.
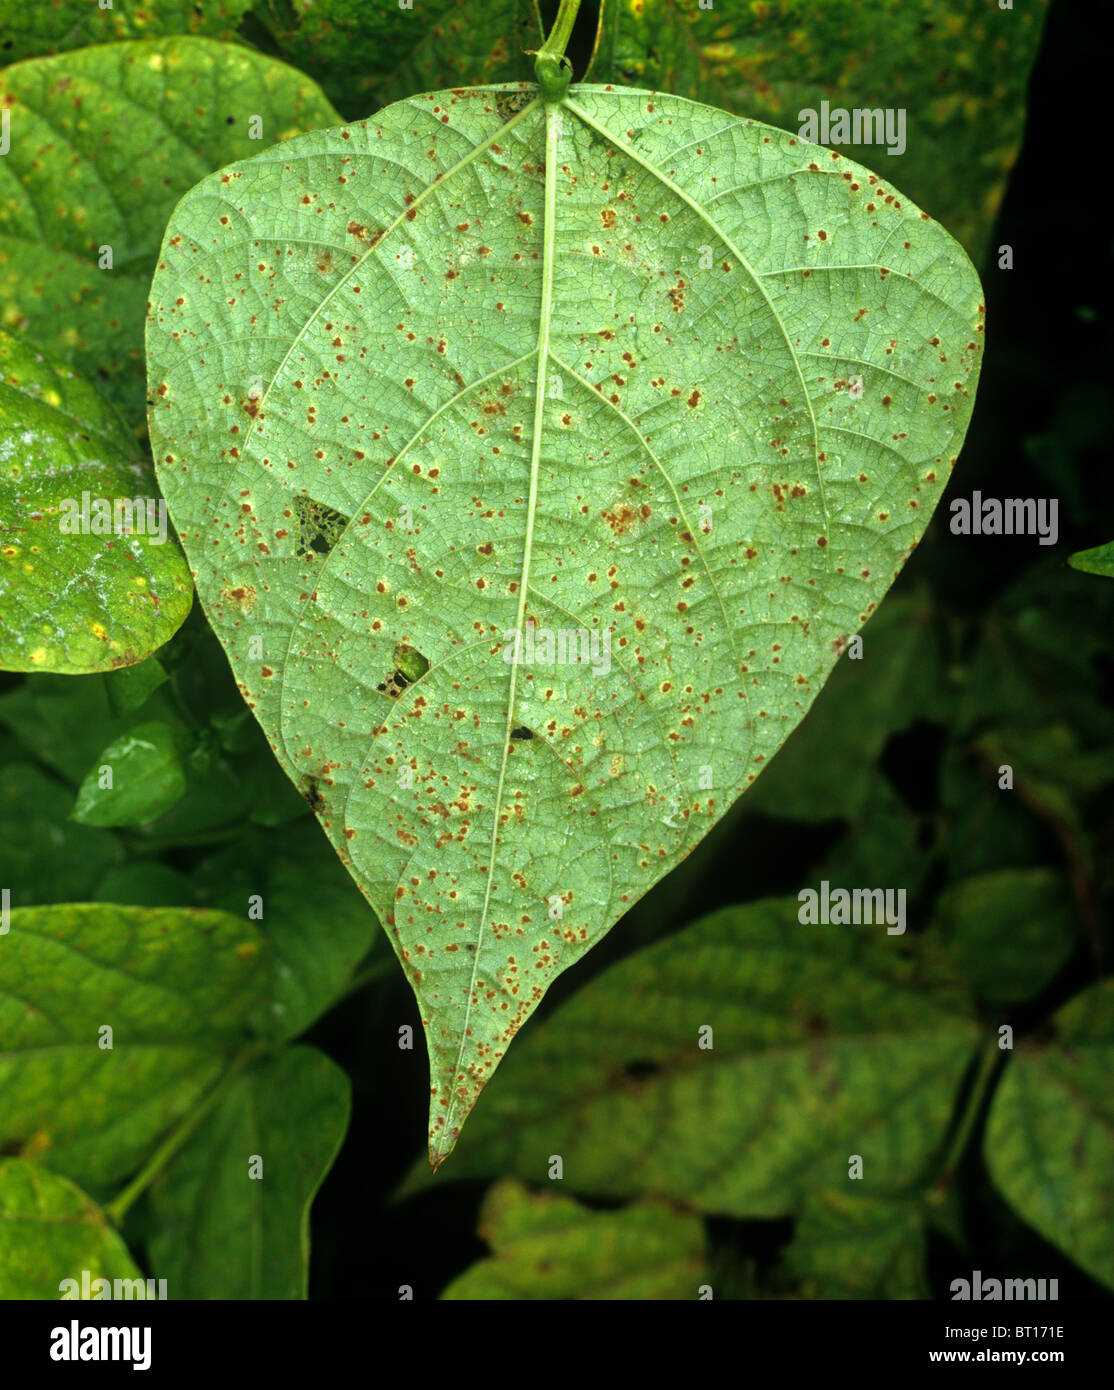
147;81;982;1164
587;0;701;93
441;1177;707;1299
0;332;192;673
192;821;380;1042
148;1045;350;1298
71;720;187;827
682;0;1050;265
103;657;169;716
0;672;130;782
744;593;949;823
400;898;979;1211
374;1;544;110
779;1190;930;1299
933;869;1078;1007
0;903;266;1186
0;0;254;63
0;1159;143;1300
1;761;121;905
1068;540;1114;580
985;979;1114;1292
0;38;340;425
253;0;463;115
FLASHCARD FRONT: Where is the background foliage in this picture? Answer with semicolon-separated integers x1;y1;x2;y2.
1;0;1111;1300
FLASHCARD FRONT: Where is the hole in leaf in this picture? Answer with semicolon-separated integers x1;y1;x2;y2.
377;644;430;698
510;725;534;741
291;496;351;558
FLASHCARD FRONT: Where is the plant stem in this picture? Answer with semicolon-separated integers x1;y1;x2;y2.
534;0;581;99
105;1040;266;1226
536;0;581;65
935;1034;1003;1186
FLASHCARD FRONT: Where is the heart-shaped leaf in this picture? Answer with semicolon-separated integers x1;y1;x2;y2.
146;82;983;1164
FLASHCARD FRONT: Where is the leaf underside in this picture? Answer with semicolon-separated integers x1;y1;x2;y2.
146;82;983;1165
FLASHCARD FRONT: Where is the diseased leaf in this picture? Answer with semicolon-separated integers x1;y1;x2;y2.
147;81;983;1163
71;720;187;827
985;978;1114;1292
0;38;340;424
148;1046;350;1299
399;898;979;1210
0;903;266;1186
0;332;192;673
441;1177;707;1299
0;1159;143;1301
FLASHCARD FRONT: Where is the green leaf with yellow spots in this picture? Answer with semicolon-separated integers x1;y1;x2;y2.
0;1159;144;1300
0;331;192;673
146;78;983;1166
0;37;341;425
0;903;266;1186
441;1178;708;1299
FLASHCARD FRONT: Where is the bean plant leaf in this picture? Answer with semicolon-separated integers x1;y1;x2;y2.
0;331;192;673
0;1159;144;1301
441;1177;708;1300
148;1045;351;1299
398;898;979;1209
70;720;188;827
985;979;1114;1292
146;81;983;1165
1068;540;1114;579
0;37;340;425
0;903;266;1186
0;0;254;64
779;1191;930;1299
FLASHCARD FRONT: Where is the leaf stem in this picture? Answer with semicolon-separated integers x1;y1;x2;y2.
104;1040;266;1226
935;1033;1003;1188
534;0;581;100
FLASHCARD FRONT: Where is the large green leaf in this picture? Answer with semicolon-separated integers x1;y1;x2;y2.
0;332;192;672
147;80;983;1164
0;903;266;1185
0;1160;144;1300
985;979;1114;1292
148;1046;350;1299
0;37;340;425
400;898;979;1210
441;1177;708;1299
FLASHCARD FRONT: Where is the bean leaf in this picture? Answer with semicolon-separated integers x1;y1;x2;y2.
0;331;192;673
146;82;983;1164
